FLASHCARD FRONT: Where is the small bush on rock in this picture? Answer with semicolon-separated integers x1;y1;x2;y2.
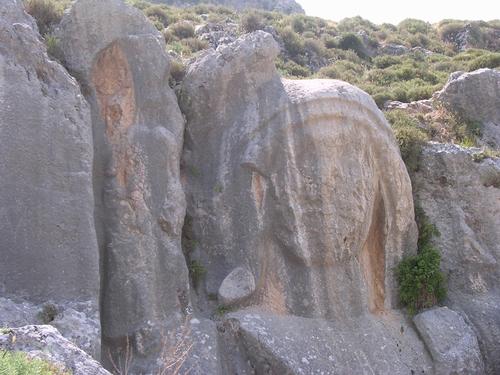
170;21;195;39
24;0;63;35
0;350;69;375
385;110;429;172
397;206;446;316
241;10;264;33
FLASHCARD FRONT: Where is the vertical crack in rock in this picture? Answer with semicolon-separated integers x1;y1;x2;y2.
360;190;387;313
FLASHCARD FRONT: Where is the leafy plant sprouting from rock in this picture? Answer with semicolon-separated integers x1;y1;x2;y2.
0;350;69;375
397;205;446;315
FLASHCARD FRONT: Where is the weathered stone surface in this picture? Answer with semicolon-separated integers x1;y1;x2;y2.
58;0;189;371
414;143;500;374
435;69;500;148
0;325;111;375
0;297;100;359
220;309;432;374
218;267;256;306
414;307;484;375
180;31;417;320
0;0;99;355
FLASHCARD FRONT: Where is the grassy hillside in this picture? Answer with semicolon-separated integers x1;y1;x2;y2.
26;0;500;109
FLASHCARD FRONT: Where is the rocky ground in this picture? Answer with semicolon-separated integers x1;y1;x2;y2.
0;1;499;375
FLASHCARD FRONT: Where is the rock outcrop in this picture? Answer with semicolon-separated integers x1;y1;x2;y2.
435;69;500;148
0;0;100;357
181;31;417;319
413;307;484;375
178;31;430;373
57;0;189;371
0;325;111;375
414;143;500;374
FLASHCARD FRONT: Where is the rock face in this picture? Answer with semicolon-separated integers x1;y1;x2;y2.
181;31;417;319
0;325;111;375
57;0;189;371
0;0;99;356
435;69;500;148
220;310;433;374
413;307;484;375
149;0;305;14
414;143;500;374
0;297;100;359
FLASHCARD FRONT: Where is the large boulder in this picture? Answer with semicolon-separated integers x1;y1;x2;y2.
180;31;424;372
57;0;189;371
0;325;110;375
180;31;417;319
435;69;500;148
0;0;99;356
413;307;484;375
414;143;500;374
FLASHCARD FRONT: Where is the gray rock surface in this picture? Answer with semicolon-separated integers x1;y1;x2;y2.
218;267;256;306
0;325;111;375
180;31;417;320
0;297;100;359
414;142;500;374
414;307;484;375
220;309;433;374
435;68;500;148
58;0;189;371
0;0;100;355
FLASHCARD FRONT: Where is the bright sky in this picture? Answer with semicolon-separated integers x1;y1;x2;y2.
297;0;500;25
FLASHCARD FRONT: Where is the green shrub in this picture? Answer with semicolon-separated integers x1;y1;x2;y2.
169;59;186;87
241;10;265;33
182;37;208;53
24;0;63;35
189;260;206;289
0;350;69;375
170;21;195;39
398;19;431;34
278;27;305;59
144;5;170;28
385;110;428;172
277;59;311;77
337;32;367;59
396;206;446;315
468;52;500;70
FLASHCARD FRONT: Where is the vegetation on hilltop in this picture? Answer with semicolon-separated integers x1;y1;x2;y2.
26;0;500;109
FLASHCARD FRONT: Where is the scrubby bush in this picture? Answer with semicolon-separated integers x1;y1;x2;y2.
468;52;500;70
241;10;264;33
385;110;428;172
144;5;170;28
398;18;431;34
0;350;69;375
277;59;311;77
337;32;367;59
170;21;195;39
396;206;446;316
278;27;305;59
24;0;63;35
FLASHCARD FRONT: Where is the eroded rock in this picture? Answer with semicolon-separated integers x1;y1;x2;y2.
0;325;110;375
414;143;500;374
218;267;256;306
414;307;484;375
435;69;500;148
58;0;188;371
220;309;432;374
0;0;99;356
181;31;417;320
